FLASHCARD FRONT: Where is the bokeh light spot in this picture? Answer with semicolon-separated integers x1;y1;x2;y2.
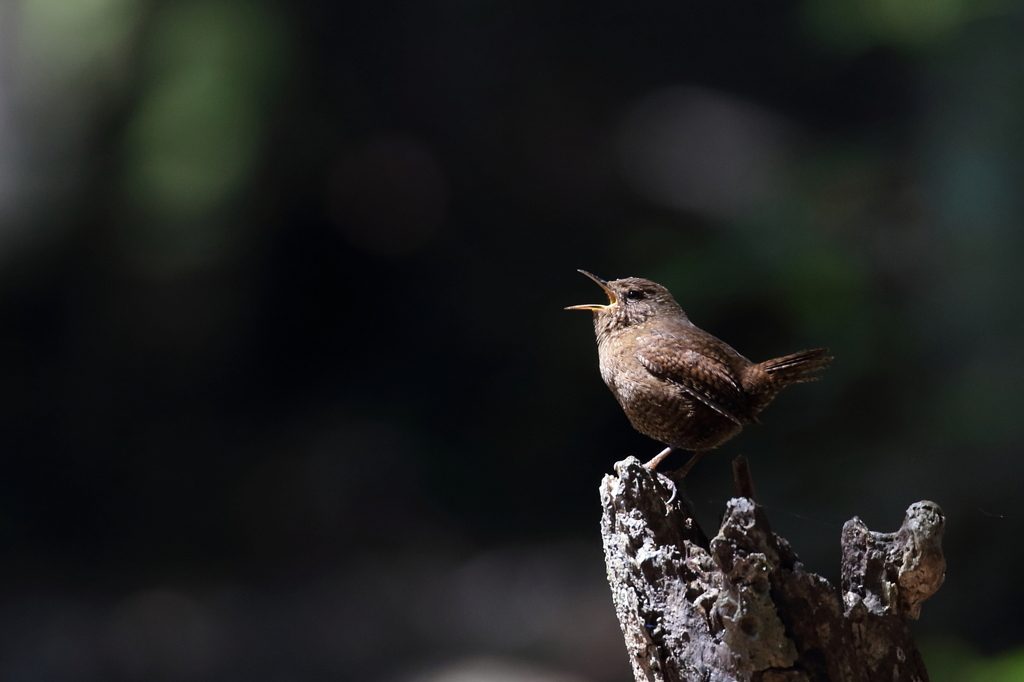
106;589;222;680
17;0;140;92
617;86;793;222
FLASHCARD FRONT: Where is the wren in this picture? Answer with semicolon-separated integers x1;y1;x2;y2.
568;271;831;476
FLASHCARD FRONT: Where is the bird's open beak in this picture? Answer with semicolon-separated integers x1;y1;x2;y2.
565;270;618;310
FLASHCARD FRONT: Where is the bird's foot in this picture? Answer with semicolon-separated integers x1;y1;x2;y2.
644;446;675;470
647;447;705;506
662;475;679;505
645;448;706;478
675;450;706;479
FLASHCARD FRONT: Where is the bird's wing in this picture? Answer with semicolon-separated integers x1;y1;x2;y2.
635;329;749;425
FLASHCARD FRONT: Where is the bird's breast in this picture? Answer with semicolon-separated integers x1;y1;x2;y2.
596;333;643;390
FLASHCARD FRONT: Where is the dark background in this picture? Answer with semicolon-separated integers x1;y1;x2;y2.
2;0;1023;680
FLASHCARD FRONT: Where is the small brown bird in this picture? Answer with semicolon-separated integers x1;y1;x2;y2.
568;271;831;476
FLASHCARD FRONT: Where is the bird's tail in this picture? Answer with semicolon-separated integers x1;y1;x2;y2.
761;348;832;385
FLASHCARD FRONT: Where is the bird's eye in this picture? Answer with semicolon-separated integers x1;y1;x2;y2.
626;290;644;301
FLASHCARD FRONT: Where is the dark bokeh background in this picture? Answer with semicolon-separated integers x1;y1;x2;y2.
2;0;1023;680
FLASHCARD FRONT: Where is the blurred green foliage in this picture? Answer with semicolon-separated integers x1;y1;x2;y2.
925;638;1024;682
121;0;290;273
804;0;975;50
19;0;139;87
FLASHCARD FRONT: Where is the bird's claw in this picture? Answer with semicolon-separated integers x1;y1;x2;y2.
664;476;678;505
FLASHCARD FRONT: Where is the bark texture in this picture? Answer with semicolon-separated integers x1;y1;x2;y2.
599;457;945;682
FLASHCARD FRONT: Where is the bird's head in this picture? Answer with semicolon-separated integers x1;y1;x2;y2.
566;271;687;338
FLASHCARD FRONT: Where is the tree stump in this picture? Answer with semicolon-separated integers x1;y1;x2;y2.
599;456;945;682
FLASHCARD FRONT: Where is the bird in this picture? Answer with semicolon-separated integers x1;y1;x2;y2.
567;270;831;477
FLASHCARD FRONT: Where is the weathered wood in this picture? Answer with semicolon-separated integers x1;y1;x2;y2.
600;457;945;682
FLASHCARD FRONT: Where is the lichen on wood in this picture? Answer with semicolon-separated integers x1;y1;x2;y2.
600;456;945;682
